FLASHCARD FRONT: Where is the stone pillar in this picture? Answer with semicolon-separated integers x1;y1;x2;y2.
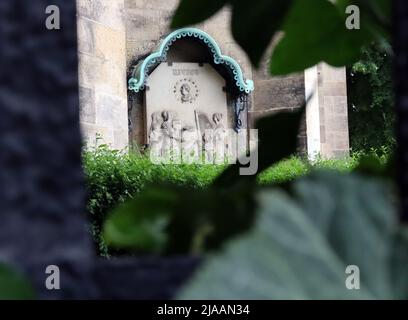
305;63;350;159
77;0;128;149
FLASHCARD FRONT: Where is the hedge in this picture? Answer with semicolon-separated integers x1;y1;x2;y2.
82;145;386;255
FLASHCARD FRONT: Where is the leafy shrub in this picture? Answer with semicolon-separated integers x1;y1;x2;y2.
83;144;391;256
82;145;223;255
0;263;34;300
258;149;391;185
348;43;395;153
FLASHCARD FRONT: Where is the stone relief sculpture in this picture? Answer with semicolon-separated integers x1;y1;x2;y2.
181;126;199;164
202;130;214;163
148;111;163;162
160;110;183;163
195;110;227;164
148;108;227;164
212;113;226;164
171;119;182;161
148;109;200;163
160;110;173;162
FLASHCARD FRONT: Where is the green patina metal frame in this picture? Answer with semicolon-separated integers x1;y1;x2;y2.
128;27;254;94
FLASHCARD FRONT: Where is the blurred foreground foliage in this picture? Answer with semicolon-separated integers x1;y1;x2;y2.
95;0;404;299
172;0;391;74
179;171;407;299
0;264;34;300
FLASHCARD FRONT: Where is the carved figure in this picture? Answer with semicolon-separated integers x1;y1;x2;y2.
159;110;185;163
148;111;163;162
212;113;226;164
181;126;199;164
202;130;214;164
171;119;182;162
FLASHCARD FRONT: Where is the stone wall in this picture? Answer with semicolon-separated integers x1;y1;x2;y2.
77;0;128;149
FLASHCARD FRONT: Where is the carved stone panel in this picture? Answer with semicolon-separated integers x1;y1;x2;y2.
145;62;229;163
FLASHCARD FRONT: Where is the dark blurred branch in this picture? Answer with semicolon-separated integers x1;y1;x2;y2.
394;0;408;223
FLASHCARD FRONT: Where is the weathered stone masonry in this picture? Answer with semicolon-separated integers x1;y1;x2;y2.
77;0;128;149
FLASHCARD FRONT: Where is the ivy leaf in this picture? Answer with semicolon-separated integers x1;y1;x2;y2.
270;0;373;75
179;172;404;299
0;264;35;300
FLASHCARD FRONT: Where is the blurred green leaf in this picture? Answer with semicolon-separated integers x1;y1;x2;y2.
171;0;227;29
103;188;178;253
353;154;387;176
294;171;396;297
270;0;373;75
179;171;405;299
0;264;35;300
336;0;392;38
172;0;293;67
229;0;293;67
172;0;390;73
103;182;257;254
214;107;304;187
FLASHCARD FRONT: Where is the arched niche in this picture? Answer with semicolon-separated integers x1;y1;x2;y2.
128;28;254;152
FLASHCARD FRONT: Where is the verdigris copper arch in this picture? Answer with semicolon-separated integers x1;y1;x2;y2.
128;27;254;94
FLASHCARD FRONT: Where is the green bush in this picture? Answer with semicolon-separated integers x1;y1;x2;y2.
258;153;366;185
348;43;395;153
83;145;391;256
82;145;223;255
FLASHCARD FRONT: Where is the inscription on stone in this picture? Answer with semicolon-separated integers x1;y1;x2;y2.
172;69;199;76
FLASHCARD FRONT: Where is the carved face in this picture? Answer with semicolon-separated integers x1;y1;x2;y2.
180;83;190;97
173;78;198;103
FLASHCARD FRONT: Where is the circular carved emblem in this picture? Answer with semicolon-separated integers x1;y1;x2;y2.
173;78;199;104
